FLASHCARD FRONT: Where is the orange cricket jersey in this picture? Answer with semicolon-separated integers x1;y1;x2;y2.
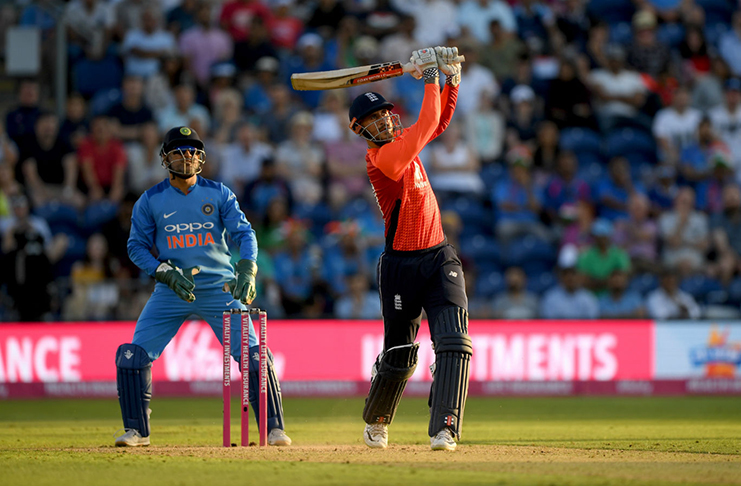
366;83;458;252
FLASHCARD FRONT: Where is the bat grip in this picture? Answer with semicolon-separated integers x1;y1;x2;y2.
401;55;466;73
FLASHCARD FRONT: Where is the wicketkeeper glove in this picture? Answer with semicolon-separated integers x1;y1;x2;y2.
155;260;201;303
223;259;258;305
411;48;439;82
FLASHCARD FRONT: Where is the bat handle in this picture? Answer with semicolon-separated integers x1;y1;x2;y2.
402;55;466;74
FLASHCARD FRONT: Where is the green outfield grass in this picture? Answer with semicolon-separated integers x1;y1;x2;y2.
1;396;740;485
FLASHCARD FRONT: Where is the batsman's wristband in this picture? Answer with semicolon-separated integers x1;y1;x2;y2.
423;67;439;82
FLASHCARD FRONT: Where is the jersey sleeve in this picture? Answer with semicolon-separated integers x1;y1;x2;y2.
127;193;161;277
371;83;441;181
220;184;258;262
429;84;458;141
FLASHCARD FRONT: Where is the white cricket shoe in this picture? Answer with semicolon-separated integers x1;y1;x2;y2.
430;428;456;451
268;428;292;446
364;423;388;449
114;429;150;447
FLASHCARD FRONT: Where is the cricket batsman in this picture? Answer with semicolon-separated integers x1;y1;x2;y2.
113;126;291;447
348;47;472;451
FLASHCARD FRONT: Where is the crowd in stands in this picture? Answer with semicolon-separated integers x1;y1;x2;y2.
2;0;741;322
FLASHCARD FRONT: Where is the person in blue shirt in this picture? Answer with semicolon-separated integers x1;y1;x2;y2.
114;126;291;448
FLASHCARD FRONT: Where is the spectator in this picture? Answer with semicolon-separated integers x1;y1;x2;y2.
598;269;646;319
596;156;642;221
179;3;233;89
0;195;68;321
646;268;701;319
719;11;741;77
255;196;291;255
284;33;334;110
267;0;303;52
63;0;111;61
505;84;540;151
322;222;369;296
491;267;539;319
59;93;89;149
102;192;140;278
427;121;484;199
540;245;599;319
401;0;459;47
464;91;505;164
18;112;81;209
275;112;325;208
589;44;648;133
107;75;154;144
692;56;729;113
156;82;211;133
613;193;659;273
220;0;272;59
379;15;417;68
492;146;550;243
514;0;556;54
122;7;177;79
479;19;524;83
125;122;163;194
242;157;293;223
110;0;158;41
583;21;609;70
653;85;701;164
0;163;22;219
63;233;120;320
166;0;198;36
335;273;381;320
626;10;671;78
532;120;560;175
233;15;278;72
545;57;595;130
678;117;716;188
244;56;280;116
262;84;301;144
78;115;127;204
561;200;595;250
648;164;679;214
658;187;709;276
710;184;741;285
210;88;243;146
696;146;736;214
554;0;590;49
312;90;348;144
143;54;185;113
577;219;631;294
272;220;319;316
219;121;273;199
5;78;40;146
709;78;741;169
454;45;499;117
324;107;369;200
458;0;517;43
305;0;347;39
542;150;590;224
679;25;711;80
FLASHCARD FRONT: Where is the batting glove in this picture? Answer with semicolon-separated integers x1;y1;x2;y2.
410;48;439;81
434;46;461;86
155;260;200;302
223;259;258;305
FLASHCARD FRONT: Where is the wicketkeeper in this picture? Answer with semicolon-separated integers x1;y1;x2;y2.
348;47;472;451
114;126;291;447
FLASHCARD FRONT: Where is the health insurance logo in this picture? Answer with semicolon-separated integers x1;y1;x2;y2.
689;326;741;378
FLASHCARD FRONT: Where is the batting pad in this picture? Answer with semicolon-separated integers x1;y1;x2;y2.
428;307;472;440
363;342;420;425
244;345;285;432
115;343;153;437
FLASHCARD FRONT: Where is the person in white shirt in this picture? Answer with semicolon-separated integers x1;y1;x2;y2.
122;7;177;78
658;187;709;276
589;44;647;132
427;121;484;196
156;83;211;133
218;122;273;196
709;78;741;169
455;47;499;116
653;86;701;164
457;0;517;43
646;268;701;319
393;0;461;47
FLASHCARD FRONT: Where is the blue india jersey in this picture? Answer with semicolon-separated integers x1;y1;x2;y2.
127;176;257;290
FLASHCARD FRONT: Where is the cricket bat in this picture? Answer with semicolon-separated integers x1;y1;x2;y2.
290;56;465;91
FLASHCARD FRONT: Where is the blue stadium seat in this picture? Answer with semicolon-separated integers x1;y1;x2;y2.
460;234;501;262
442;196;491;232
339;197;372;220
656;23;686;49
586;0;635;25
560;128;603;155
480;163;505;188
73;56;124;99
696;0;736;25
33;203;79;226
705;21;730;48
727;277;741;305
609;22;633;45
89;88;122;117
576;157;606;186
503;236;557;268
680;275;724;302
628;273;659;294
526;271;556;295
605;128;657;161
476;270;505;297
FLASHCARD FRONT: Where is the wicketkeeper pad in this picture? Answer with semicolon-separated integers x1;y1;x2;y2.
244;345;285;432
115;343;152;437
428;307;472;440
363;342;420;425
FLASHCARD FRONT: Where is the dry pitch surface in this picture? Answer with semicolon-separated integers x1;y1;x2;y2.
2;396;740;486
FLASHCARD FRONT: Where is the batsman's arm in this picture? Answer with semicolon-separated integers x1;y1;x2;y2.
127;194;162;277
429;84;459;141
219;184;258;262
372;83;441;181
